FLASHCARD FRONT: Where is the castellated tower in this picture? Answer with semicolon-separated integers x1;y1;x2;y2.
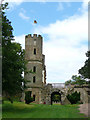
25;34;46;104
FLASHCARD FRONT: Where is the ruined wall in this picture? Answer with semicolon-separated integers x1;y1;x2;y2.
24;34;89;105
74;87;89;103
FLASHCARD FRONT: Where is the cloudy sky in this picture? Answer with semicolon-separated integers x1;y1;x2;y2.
4;0;88;83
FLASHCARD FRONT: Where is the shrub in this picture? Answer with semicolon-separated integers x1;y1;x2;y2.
67;91;80;104
25;91;33;104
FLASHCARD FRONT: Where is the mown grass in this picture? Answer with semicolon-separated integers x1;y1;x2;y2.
2;101;86;118
0;103;2;120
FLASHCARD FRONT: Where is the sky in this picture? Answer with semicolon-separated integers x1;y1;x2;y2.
4;0;88;83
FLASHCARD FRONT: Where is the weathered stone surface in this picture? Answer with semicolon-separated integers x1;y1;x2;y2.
24;34;89;105
62;97;71;105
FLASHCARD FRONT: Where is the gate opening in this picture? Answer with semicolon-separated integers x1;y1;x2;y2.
51;92;61;105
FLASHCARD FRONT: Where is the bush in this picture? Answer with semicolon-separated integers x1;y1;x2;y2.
67;91;80;104
25;91;33;104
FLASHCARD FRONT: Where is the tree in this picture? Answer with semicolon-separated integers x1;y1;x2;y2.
65;80;72;85
2;3;26;103
79;50;90;80
71;75;86;85
25;91;34;104
65;75;86;86
67;91;80;104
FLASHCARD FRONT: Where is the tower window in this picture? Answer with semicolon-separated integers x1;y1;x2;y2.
33;66;36;73
33;95;35;101
34;48;36;55
33;76;36;83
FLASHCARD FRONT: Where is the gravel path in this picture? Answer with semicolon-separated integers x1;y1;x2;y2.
78;103;90;117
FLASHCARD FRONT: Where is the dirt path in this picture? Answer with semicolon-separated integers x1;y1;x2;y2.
78;103;90;117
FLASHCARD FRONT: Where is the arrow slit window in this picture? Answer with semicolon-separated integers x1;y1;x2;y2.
33;66;36;72
33;76;36;83
33;95;35;101
34;48;36;55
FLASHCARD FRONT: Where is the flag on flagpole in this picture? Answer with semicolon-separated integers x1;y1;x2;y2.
34;20;37;24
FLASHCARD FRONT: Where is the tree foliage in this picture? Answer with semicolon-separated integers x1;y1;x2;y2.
79;50;90;80
25;91;33;104
67;91;80;104
65;80;72;85
2;3;26;102
52;94;61;102
65;75;86;85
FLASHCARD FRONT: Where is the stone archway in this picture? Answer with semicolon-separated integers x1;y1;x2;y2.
51;91;61;105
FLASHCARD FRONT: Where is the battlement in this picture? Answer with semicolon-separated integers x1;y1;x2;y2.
25;34;42;39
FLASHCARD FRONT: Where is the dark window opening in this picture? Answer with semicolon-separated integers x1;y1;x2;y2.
33;66;36;72
33;76;36;83
34;48;36;54
33;95;35;101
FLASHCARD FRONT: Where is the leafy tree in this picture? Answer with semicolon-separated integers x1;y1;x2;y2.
67;91;80;104
65;80;72;85
25;91;33;104
0;5;2;97
71;75;86;85
65;75;86;86
79;51;90;80
2;3;26;103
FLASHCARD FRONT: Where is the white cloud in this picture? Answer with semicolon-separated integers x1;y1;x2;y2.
3;0;24;11
19;8;30;20
4;0;24;4
14;35;25;49
19;12;30;20
32;2;88;83
57;2;64;11
3;0;89;12
78;0;88;13
43;42;87;83
15;1;88;83
4;0;90;2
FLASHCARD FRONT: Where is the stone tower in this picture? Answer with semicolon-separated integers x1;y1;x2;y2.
25;34;46;104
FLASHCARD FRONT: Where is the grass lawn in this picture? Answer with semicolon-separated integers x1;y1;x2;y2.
2;101;86;118
0;103;2;120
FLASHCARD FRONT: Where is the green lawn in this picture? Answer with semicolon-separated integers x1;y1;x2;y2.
0;103;2;120
2;101;86;118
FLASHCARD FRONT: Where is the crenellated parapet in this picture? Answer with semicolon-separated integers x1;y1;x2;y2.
25;34;42;39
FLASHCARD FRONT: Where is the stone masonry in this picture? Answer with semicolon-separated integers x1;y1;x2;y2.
25;34;46;104
24;34;90;105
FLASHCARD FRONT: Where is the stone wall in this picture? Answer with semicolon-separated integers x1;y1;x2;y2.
25;34;42;61
24;34;89;105
25;62;43;87
25;34;46;104
73;86;90;103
